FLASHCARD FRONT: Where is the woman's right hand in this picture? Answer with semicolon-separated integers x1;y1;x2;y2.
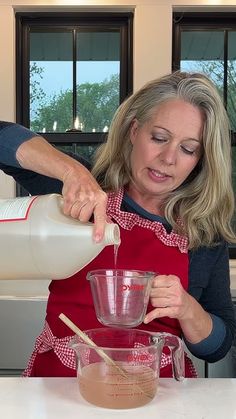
16;135;108;242
61;164;108;243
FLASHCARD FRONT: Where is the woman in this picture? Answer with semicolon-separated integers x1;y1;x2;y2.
3;71;235;378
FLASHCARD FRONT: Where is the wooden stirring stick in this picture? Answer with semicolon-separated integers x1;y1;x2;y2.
59;312;153;399
59;313;126;371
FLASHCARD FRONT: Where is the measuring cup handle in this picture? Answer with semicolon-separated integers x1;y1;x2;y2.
157;332;185;381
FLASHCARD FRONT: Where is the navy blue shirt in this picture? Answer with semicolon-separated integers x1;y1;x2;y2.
0;122;39;167
0;121;235;363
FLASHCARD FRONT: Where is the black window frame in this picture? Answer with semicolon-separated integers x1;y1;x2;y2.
172;11;236;258
15;11;133;146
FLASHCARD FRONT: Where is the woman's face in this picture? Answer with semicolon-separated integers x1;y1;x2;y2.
128;99;204;212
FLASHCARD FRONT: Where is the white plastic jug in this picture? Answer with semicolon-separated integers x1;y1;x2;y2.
0;193;120;280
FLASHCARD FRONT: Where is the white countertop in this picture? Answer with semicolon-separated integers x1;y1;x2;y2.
0;377;236;419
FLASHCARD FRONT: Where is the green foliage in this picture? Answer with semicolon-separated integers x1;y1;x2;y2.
30;62;45;103
30;63;46;121
30;72;119;132
31;89;73;132
76;76;119;131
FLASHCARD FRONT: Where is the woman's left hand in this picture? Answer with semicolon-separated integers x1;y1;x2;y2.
144;274;192;323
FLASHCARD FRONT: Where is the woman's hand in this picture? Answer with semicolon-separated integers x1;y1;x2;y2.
144;274;192;323
144;274;213;345
62;165;108;243
16;136;108;242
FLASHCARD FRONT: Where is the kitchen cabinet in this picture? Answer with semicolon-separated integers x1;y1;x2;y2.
0;299;47;374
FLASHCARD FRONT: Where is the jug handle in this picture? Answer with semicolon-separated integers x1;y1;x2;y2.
153;332;185;381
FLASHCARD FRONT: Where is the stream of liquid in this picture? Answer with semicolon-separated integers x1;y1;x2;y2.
114;243;119;268
78;361;157;409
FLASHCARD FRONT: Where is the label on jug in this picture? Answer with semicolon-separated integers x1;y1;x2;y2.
0;196;37;221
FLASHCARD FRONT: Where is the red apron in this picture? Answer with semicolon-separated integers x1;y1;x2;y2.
24;189;196;378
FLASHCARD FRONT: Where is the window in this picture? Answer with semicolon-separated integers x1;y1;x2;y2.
16;12;133;164
173;12;236;257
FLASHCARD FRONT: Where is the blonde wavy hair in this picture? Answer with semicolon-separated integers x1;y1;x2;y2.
92;71;236;249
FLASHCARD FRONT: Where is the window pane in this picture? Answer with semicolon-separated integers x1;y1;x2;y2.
57;144;98;163
228;32;236;131
180;31;224;97
76;31;120;132
29;31;73;133
29;30;120;134
75;144;99;161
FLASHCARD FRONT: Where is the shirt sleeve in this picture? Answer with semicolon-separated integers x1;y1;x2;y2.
188;242;236;362
0;150;91;196
0;121;38;167
184;314;226;358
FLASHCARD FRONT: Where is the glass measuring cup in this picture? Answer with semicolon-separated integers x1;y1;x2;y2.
70;327;184;409
87;269;155;328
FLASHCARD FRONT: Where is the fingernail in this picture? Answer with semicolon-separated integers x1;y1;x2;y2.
94;234;101;243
